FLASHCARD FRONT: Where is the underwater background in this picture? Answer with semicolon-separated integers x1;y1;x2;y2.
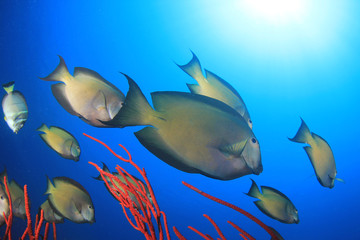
1;0;359;239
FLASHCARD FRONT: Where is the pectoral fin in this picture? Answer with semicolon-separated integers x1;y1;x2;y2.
51;83;78;116
92;91;107;111
219;139;248;158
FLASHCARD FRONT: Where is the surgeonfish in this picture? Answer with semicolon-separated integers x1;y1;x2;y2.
104;74;262;180
45;176;95;224
289;118;339;188
2;81;28;133
95;162;153;209
40;56;125;127
177;52;253;129
40;200;64;223
0;169;26;219
246;179;299;224
37;124;80;161
0;184;10;226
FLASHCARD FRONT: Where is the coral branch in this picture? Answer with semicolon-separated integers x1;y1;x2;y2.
84;133;170;240
203;214;226;240
188;226;211;240
182;181;279;240
227;221;255;240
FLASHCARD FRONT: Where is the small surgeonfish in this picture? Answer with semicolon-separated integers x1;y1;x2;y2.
2;81;28;133
45;176;95;224
0;184;10;226
95;162;153;209
40;200;64;223
289;118;340;188
0;169;26;219
177;52;253;129
37;124;80;161
246;179;299;224
40;56;125;127
103;75;262;180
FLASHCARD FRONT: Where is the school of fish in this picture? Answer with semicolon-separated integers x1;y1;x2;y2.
0;52;341;236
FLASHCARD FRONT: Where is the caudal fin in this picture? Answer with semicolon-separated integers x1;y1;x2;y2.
40;56;72;83
2;81;15;94
177;51;207;86
102;74;155;127
288;118;311;144
245;179;261;199
37;123;49;133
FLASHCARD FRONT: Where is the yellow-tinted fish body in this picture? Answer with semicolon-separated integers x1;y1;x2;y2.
289;118;337;188
104;75;262;180
40;56;125;127
177;52;252;129
37;124;80;161
46;177;95;224
2;81;28;133
246;179;299;224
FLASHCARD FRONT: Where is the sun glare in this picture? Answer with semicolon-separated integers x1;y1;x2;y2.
243;0;307;25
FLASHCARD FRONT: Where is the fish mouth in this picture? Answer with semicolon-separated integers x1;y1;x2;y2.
251;164;263;175
242;158;263;175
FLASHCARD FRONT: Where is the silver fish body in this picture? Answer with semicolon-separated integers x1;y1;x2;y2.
2;82;28;133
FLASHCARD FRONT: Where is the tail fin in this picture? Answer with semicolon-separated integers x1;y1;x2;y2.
288;118;311;144
102;74;156;127
177;51;207;85
40;56;72;83
245;179;261;199
2;81;15;94
45;176;55;195
37;124;49;133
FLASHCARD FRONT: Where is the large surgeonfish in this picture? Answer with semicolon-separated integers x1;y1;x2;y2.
39;200;64;224
95;162;153;209
0;169;26;219
104;75;262;180
40;56;125;127
0;184;10;226
2;81;28;133
177;52;253;129
45;176;95;224
289;118;341;188
37;124;80;161
246;179;299;224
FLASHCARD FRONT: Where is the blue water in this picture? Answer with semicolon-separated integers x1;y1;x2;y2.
1;0;359;239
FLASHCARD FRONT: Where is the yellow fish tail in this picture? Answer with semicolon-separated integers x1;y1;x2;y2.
289;117;311;144
245;179;262;199
2;81;15;94
177;51;207;87
40;56;72;83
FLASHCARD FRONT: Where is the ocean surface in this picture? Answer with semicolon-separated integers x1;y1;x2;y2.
1;0;359;239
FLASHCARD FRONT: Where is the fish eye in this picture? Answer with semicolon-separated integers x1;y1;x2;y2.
89;205;92;209
251;138;257;144
249;119;252;124
0;196;3;200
